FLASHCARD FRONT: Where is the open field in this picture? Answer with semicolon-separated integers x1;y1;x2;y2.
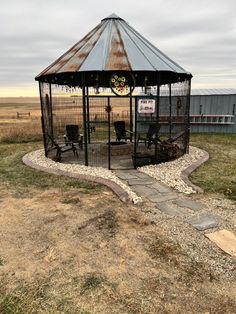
0;97;40;119
0;97;131;143
0;142;236;313
0;97;42;143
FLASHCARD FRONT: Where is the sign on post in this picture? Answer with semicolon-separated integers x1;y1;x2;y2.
138;99;156;114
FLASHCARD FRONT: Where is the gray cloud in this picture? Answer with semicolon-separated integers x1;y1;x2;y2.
0;0;236;95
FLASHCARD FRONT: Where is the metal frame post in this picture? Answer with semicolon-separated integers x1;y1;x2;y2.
82;77;88;165
186;78;191;154
155;73;160;162
86;86;91;144
49;83;53;138
133;96;137;169
108;97;111;170
39;82;48;156
129;88;133;141
169;83;172;138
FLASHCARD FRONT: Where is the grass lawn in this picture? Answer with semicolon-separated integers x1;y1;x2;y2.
190;133;236;200
0;134;235;200
0;141;101;192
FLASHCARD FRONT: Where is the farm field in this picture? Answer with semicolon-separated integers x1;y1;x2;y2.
0;97;40;119
0;97;131;143
0;97;42;142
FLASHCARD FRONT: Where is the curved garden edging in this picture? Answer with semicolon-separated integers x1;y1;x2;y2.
180;149;209;193
138;146;210;194
22;146;209;204
22;153;132;203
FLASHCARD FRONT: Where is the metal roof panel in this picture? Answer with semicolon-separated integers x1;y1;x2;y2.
191;89;236;95
36;14;191;78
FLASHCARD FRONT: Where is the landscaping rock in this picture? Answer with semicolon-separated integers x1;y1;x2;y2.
127;178;155;186
188;213;219;231
148;193;178;203
151;182;172;193
173;199;205;211
115;172;138;180
155;203;189;217
132;185;158;197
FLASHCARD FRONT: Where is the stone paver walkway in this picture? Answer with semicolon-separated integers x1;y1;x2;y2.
115;169;220;232
116;169;236;256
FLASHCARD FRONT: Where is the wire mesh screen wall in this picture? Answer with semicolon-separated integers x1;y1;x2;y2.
159;81;190;159
132;81;190;166
39;80;190;169
85;95;109;167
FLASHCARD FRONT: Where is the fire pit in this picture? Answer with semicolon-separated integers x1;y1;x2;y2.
100;141;133;156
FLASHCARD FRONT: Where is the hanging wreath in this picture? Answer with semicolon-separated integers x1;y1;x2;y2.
110;72;135;96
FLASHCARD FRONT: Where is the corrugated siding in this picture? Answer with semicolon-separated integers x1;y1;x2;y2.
190;94;236;133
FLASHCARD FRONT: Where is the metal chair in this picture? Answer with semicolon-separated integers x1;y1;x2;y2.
47;133;78;162
114;121;132;141
137;123;161;148
65;124;83;149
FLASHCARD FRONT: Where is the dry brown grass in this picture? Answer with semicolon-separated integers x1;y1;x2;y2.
0;97;42;142
0;183;235;314
0;119;43;142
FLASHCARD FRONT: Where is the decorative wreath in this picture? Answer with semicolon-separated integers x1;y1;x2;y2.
110;73;135;96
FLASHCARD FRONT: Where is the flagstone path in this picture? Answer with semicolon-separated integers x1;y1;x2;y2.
115;169;236;256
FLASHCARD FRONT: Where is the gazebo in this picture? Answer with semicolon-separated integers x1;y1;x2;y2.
35;14;192;169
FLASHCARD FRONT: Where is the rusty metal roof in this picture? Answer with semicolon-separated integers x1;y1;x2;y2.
36;14;190;79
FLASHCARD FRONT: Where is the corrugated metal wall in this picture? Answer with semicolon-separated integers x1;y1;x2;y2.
190;94;236;133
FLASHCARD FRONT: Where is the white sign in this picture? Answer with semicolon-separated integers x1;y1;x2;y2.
138;99;156;114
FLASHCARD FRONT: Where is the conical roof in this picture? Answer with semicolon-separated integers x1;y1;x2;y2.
36;14;191;85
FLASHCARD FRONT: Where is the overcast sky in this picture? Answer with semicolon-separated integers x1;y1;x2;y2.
0;0;235;96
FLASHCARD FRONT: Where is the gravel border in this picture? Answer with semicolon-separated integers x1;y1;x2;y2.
22;146;209;203
22;150;142;204
180;148;209;193
138;146;209;194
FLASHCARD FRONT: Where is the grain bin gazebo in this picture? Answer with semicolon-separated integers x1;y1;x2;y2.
35;14;192;169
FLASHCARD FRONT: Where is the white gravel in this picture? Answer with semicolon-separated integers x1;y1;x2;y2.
138;146;206;194
24;146;206;202
24;149;143;204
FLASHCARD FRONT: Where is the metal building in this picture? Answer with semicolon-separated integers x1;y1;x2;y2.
190;89;236;133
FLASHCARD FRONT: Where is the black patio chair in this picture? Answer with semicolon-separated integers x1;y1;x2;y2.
164;130;187;143
47;134;78;162
137;123;161;148
114;121;132;141
65;124;83;149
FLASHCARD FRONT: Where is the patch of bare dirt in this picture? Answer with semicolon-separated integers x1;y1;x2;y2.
0;184;235;313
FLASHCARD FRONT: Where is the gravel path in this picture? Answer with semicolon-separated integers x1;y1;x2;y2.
139;146;206;194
